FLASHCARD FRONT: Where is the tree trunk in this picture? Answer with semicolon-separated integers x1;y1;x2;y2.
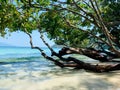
58;47;119;62
26;30;120;73
63;57;120;73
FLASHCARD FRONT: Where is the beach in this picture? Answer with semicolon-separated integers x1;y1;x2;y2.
0;47;120;90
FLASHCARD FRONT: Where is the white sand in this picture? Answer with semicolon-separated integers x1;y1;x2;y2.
0;70;120;90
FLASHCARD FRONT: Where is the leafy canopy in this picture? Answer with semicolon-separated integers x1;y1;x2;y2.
0;0;120;49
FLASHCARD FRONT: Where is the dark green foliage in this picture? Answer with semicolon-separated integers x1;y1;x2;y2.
0;0;120;50
67;0;72;4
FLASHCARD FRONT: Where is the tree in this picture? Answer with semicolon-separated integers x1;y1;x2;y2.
0;0;120;72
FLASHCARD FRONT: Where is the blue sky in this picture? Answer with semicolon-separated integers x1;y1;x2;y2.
0;31;55;47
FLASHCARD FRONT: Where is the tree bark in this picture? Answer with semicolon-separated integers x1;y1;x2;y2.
64;57;120;73
25;30;120;73
58;47;119;62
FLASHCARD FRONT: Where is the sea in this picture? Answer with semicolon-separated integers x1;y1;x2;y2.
0;46;120;90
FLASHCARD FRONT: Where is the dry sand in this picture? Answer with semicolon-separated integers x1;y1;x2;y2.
0;70;120;90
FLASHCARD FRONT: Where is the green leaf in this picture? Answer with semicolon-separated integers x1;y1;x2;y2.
67;0;72;4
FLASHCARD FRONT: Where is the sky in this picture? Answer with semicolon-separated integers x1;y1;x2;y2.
0;31;55;47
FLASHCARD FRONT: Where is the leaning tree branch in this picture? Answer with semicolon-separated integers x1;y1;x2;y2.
94;0;102;16
38;28;68;61
63;14;120;56
24;30;120;72
59;47;120;62
62;16;112;47
38;30;55;53
38;31;86;64
72;0;101;28
24;29;96;69
89;0;100;20
24;29;65;68
66;57;120;73
63;16;120;57
82;0;93;9
37;27;89;64
52;4;94;24
89;0;118;53
72;0;94;19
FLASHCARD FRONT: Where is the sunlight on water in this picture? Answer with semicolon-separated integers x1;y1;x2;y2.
0;47;120;90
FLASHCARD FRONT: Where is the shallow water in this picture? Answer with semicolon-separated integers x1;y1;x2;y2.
0;47;120;90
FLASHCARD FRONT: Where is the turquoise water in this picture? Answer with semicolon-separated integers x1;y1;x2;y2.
0;47;48;59
0;47;120;90
0;46;60;61
0;46;61;79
